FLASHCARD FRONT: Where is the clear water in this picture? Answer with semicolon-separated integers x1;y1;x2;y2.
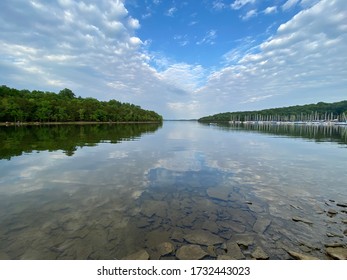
0;122;346;259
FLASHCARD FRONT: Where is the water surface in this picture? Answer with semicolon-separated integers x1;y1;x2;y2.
0;122;346;259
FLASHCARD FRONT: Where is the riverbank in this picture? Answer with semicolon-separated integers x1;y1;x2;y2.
204;120;347;126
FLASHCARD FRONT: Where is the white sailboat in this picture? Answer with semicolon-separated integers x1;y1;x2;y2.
335;113;347;126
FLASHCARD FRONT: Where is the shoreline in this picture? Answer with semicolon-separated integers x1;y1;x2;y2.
200;120;347;126
0;121;162;126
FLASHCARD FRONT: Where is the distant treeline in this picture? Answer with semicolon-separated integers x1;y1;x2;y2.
0;85;163;122
198;100;347;122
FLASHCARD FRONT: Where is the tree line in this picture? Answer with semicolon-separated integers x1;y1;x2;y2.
198;100;347;122
0;85;163;123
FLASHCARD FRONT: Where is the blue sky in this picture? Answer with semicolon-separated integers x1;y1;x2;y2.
0;0;346;119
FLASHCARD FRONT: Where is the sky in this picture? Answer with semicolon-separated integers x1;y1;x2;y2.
0;0;346;119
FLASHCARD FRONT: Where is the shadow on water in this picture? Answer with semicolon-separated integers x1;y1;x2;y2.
0;123;162;159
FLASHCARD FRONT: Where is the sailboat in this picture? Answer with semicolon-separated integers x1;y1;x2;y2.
335;113;347;126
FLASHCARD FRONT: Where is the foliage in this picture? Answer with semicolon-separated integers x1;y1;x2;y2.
0;85;163;122
198;100;347;122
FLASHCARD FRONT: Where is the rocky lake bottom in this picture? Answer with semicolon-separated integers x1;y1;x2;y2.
0;122;346;260
0;168;346;260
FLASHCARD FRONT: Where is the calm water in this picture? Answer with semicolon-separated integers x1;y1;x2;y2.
0;122;346;260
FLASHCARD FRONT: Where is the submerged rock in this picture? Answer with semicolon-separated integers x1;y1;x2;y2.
227;208;255;226
336;202;347;208
253;217;271;234
206;245;217;257
292;216;313;225
176;245;207;260
156;242;175;256
251;246;269;260
225;241;245;259
0;251;10;260
327;209;338;216
178;214;197;227
248;204;264;213
206;187;231;201
231;234;255;247
135;217;151;228
326;232;344;238
290;204;303;210
183;230;224;246
286;250;319;260
217;255;234;260
84;229;108;248
146;230;171;248
73;240;94;259
324;242;346;248
122;249;150;260
326;247;347;260
201;220;219;234
171;229;185;242
141;201;168;218
217;220;246;233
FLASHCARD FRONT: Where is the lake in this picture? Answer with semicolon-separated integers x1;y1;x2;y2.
0;122;346;260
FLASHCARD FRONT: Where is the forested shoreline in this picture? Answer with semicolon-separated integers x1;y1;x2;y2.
198;100;347;123
0;85;163;123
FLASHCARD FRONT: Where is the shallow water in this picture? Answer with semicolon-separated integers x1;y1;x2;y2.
0;122;346;259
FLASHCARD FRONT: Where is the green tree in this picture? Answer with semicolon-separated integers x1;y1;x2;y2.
59;88;76;99
0;85;163;122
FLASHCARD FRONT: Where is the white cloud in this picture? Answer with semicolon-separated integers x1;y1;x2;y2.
282;0;300;11
231;0;256;10
107;0;129;17
167;101;201;118
0;0;174;113
57;0;73;8
241;9;257;20
212;0;226;10
263;6;277;14
189;20;198;26
159;63;206;92
241;94;275;104
128;17;140;29
166;7;177;17
300;0;320;8
174;34;189;46
196;30;217;45
129;36;143;46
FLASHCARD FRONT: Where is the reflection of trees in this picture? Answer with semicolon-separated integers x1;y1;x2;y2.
0;123;162;160
202;123;347;146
